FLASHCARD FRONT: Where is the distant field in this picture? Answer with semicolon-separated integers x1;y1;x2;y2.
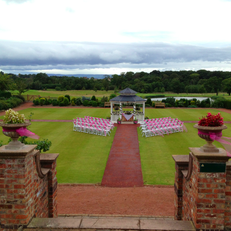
10;89;231;100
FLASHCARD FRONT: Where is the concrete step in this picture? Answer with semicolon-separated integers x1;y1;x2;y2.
25;215;195;231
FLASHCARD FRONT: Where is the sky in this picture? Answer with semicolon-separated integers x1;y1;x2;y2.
0;0;231;75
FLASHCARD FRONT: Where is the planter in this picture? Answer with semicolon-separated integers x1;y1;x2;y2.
117;120;121;124
193;124;227;152
0;122;31;150
133;121;138;124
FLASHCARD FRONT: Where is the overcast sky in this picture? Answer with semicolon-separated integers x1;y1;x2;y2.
1;0;231;75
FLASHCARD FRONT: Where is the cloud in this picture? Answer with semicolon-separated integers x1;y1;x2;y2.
65;7;75;13
1;40;231;74
2;0;31;4
1;40;231;65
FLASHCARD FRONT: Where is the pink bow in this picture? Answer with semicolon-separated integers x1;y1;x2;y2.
3;127;39;140
198;130;231;157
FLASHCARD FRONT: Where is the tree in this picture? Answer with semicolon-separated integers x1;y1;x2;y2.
206;76;222;95
171;79;185;94
222;78;231;95
0;73;13;91
103;77;110;91
14;78;29;95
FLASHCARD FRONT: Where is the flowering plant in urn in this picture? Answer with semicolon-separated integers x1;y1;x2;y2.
3;109;26;124
198;112;223;127
0;109;38;150
194;112;228;153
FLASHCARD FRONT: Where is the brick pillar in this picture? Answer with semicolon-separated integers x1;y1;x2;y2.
172;155;189;220
0;145;38;229
40;154;59;218
0;144;59;230
183;147;230;230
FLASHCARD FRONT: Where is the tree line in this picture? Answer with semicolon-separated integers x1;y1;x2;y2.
1;69;231;95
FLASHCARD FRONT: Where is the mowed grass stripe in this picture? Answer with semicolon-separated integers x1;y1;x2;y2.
146;108;231;121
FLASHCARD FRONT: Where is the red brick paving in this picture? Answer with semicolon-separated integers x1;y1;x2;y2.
101;124;143;187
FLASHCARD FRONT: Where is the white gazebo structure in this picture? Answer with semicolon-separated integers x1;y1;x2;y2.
109;88;146;123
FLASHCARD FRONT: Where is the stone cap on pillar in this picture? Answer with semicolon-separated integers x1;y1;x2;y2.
172;155;189;166
189;147;230;162
40;153;59;164
0;144;37;159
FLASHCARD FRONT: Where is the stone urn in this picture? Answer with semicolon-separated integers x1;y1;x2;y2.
194;124;227;152
0;122;31;150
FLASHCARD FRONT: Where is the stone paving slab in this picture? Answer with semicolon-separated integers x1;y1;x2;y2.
140;218;195;230
80;217;139;229
26;216;195;230
27;217;82;228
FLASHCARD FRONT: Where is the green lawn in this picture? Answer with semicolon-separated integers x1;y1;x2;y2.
10;89;231;100
139;123;231;185
11;89;115;99
1;108;231;185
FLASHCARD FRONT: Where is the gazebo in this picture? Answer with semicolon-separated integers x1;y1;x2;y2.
109;88;146;123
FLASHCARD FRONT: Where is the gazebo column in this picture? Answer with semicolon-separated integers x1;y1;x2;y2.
119;102;122;120
110;102;113;115
143;102;145;119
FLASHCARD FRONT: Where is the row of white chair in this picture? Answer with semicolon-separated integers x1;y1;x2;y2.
73;117;114;136
140;118;184;138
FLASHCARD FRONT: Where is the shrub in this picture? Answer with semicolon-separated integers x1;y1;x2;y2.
212;98;227;108
91;95;96;101
39;98;46;106
33;99;40;105
188;105;197;108
92;101;98;107
99;102;104;107
13;95;25;102
19;137;52;153
88;101;93;106
145;95;165;98
0;91;12;98
164;97;175;106
52;99;59;106
101;96;108;102
46;99;52;105
71;101;75;106
64;94;70;102
75;98;82;105
8;99;17;108
71;97;76;103
83;100;89;106
225;100;231;109
145;104;150;107
58;95;64;102
146;97;152;106
62;97;69;106
82;96;90;102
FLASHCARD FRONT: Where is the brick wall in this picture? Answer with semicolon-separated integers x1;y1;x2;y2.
225;162;231;228
174;148;230;231
0;145;58;230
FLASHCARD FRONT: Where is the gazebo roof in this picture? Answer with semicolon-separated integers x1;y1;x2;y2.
119;88;137;95
110;87;145;103
110;95;145;103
